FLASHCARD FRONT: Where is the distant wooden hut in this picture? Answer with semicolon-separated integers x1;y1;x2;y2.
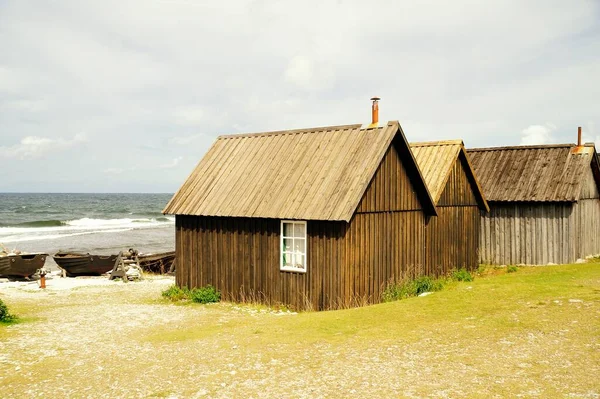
163;119;444;310
468;142;600;265
411;141;489;275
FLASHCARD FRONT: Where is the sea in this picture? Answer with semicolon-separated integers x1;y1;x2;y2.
0;193;175;270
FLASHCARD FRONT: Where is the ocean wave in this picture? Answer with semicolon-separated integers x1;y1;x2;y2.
0;220;66;228
0;217;175;242
0;228;135;243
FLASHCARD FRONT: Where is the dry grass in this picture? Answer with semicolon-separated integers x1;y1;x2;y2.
0;264;599;398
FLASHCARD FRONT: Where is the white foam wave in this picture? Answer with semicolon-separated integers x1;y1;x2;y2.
0;217;174;243
1;228;134;243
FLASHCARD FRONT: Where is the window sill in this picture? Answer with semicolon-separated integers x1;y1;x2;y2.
280;266;307;274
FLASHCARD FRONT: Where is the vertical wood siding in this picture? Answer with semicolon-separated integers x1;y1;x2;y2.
480;167;600;265
479;203;573;265
425;155;481;274
175;211;426;310
356;141;422;212
572;199;600;258
573;167;600;258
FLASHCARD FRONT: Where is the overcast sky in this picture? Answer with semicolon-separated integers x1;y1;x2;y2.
1;0;599;193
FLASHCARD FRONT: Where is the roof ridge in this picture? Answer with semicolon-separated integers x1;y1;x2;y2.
217;121;397;139
410;140;463;147
468;143;575;152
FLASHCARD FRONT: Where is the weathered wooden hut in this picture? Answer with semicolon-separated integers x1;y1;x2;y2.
411;141;489;275
468;142;600;265
163;118;444;310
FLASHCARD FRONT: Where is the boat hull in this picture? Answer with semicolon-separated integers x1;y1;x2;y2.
0;254;48;278
53;253;118;277
138;251;175;274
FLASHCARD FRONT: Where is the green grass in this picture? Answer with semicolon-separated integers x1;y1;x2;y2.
1;263;599;398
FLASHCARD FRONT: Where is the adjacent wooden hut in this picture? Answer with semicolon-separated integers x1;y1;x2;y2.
468;143;600;265
411;141;489;275
164;120;441;310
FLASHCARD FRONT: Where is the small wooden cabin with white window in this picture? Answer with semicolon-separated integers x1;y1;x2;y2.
411;141;489;275
163;120;439;310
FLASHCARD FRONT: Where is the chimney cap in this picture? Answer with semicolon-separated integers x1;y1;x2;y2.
370;96;380;101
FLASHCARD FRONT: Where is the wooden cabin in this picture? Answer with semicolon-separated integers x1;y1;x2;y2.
164;120;443;310
411;141;489;275
468;143;600;265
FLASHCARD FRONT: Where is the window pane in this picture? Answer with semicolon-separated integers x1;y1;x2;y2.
295;254;305;269
283;238;293;252
294;223;305;238
294;239;305;254
282;252;293;267
283;222;294;237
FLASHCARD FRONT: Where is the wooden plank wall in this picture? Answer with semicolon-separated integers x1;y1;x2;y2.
479;167;600;265
175;211;426;311
479;203;573;265
425;155;480;274
356;141;422;212
572;167;600;258
175;143;431;310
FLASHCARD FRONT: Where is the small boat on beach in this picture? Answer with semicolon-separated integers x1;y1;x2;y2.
0;253;48;279
137;251;175;274
53;252;118;277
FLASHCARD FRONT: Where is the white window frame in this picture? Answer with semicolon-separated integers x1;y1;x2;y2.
280;220;307;273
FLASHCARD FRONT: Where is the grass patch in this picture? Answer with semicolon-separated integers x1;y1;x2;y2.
507;265;519;273
161;284;221;304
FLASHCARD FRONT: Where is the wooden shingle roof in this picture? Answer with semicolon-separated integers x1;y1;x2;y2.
411;140;488;211
467;144;600;202
164;121;436;221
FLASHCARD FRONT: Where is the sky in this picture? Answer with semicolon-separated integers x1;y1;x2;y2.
0;0;599;193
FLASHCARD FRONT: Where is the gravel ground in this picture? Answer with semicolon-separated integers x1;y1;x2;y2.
0;274;598;398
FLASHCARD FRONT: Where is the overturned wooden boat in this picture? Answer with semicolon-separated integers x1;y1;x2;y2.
0;253;48;279
53;252;118;277
137;251;175;274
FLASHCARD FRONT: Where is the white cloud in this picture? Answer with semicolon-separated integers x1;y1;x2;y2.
520;124;557;145
0;133;87;160
285;56;314;87
103;167;123;174
159;156;183;169
169;133;210;145
172;105;205;126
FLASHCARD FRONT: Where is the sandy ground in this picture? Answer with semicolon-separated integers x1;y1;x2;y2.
0;272;598;398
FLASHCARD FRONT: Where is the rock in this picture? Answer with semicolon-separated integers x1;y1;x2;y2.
546;262;557;266
575;258;586;264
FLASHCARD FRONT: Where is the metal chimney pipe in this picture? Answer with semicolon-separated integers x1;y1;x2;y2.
371;97;380;125
578;126;582;147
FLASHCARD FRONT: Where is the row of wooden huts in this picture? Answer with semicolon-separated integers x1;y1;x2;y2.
163;100;600;310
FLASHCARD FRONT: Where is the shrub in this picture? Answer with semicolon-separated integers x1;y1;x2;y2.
161;284;221;304
451;268;473;282
507;265;518;273
189;285;221;304
0;299;16;323
382;281;413;302
382;276;444;302
161;285;190;301
414;276;444;295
